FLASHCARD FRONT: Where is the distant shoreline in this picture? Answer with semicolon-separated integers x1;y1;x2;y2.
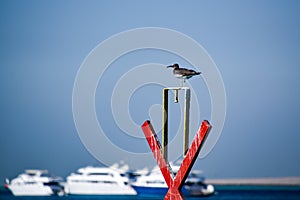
206;177;300;186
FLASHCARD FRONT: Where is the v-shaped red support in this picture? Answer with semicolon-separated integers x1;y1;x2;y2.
141;120;211;200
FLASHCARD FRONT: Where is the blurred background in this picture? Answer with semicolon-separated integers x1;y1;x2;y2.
0;0;299;182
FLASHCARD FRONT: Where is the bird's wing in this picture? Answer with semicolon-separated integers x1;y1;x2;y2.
178;68;201;75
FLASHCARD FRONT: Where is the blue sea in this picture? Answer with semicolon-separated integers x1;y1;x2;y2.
1;185;300;200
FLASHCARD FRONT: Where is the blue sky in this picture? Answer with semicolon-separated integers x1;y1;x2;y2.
1;0;300;182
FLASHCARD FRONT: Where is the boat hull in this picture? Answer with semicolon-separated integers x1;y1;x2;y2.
132;185;168;196
7;184;54;196
132;184;214;197
65;182;136;195
132;185;190;197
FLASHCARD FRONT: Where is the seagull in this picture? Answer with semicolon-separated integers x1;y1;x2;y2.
167;63;201;86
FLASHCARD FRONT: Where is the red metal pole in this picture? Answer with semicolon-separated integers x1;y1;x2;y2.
172;120;211;190
142;120;173;188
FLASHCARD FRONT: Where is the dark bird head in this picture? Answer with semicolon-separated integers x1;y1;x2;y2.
166;63;179;69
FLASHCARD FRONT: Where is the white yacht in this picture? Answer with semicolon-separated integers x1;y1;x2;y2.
131;165;214;197
5;169;64;196
64;165;136;195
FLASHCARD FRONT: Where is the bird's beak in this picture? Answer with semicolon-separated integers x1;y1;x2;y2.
166;65;173;68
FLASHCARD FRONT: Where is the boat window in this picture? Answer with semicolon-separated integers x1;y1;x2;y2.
146;180;165;184
103;181;117;184
88;173;113;176
185;181;193;186
70;180;117;184
24;182;36;185
44;182;60;186
88;181;99;183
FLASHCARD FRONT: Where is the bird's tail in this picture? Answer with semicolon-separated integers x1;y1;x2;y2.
195;72;201;75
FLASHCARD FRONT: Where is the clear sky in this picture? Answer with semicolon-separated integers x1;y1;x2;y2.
1;0;300;182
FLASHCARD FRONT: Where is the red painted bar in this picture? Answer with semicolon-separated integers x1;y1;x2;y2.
172;120;211;189
142;120;173;188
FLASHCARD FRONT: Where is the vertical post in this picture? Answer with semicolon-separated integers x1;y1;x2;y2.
174;89;179;103
162;87;191;158
162;88;168;162
183;88;190;155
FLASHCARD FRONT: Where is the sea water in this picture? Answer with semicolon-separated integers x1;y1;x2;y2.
1;185;300;200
